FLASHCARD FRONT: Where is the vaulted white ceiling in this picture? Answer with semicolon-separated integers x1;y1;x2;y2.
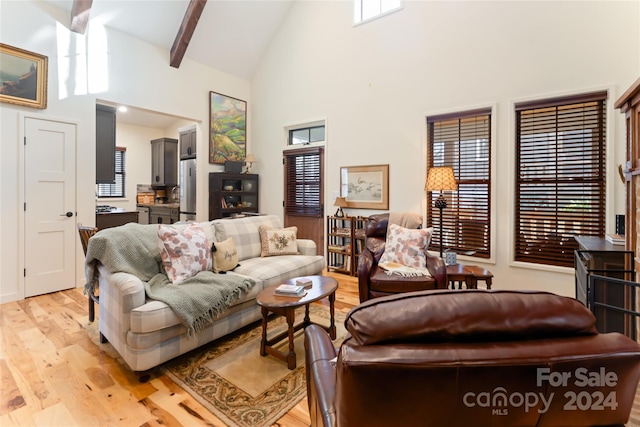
45;0;294;80
43;0;294;126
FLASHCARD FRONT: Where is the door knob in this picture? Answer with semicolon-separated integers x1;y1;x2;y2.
60;211;73;217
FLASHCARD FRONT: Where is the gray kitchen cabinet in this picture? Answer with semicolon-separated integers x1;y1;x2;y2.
151;137;178;187
180;127;197;159
96;104;116;184
149;206;179;224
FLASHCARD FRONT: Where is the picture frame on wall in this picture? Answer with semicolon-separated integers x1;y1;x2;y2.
340;164;389;209
209;91;247;164
0;43;48;109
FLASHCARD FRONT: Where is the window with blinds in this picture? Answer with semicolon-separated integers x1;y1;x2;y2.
427;109;491;258
97;147;126;198
515;92;607;268
284;146;324;217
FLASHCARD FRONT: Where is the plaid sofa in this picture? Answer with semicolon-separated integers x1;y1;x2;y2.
97;214;325;374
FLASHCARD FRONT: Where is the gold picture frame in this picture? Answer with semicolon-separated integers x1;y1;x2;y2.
0;43;48;109
340;164;389;209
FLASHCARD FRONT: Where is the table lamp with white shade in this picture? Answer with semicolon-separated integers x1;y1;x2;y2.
244;153;257;174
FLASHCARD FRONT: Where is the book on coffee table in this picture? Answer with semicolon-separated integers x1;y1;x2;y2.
295;277;313;288
274;284;306;296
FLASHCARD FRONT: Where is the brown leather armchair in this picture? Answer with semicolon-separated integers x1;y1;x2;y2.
305;289;640;427
357;213;446;302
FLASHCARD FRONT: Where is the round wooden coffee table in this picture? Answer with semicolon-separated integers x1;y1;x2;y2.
256;275;338;369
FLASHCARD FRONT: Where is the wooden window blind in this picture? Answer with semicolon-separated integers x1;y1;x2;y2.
515;91;607;267
284;146;324;217
427;108;491;258
97;147;125;198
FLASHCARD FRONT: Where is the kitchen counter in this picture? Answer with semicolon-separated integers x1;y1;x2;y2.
136;202;180;209
136;203;180;224
96;208;139;230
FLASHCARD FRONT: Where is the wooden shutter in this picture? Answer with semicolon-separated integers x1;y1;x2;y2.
284;146;324;217
515;91;607;267
427;108;491;258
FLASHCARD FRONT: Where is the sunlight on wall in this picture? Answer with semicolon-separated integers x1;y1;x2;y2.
56;21;108;99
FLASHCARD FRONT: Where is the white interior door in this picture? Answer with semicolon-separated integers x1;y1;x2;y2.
24;117;77;297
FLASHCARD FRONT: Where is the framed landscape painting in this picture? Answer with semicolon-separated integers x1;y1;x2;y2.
0;43;48;109
340;164;389;209
209;91;247;164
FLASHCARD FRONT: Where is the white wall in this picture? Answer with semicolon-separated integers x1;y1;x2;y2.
251;0;640;296
1;0;638;302
0;1;246;302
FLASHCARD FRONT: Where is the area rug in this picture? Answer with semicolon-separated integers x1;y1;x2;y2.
163;304;347;427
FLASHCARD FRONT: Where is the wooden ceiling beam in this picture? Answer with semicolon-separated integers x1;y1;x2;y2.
170;0;207;68
70;0;93;34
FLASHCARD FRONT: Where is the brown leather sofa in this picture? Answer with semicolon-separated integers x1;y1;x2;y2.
305;289;640;427
357;213;447;302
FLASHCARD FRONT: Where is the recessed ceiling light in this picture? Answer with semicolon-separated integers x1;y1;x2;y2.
118;106;128;113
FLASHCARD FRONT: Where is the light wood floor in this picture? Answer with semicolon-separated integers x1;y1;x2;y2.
4;273;640;427
0;271;359;427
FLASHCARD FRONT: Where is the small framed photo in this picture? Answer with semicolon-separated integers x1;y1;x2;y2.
0;43;48;109
340;164;389;210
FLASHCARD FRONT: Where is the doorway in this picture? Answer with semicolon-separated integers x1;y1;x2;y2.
283;146;324;255
24;117;77;297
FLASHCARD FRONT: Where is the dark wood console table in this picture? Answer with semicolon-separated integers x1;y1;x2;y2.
574;236;635;337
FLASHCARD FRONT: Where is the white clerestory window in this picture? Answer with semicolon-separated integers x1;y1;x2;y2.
354;0;402;25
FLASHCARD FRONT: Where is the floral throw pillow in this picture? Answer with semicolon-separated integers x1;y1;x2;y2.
158;223;212;284
212;237;239;273
259;225;299;257
378;223;433;270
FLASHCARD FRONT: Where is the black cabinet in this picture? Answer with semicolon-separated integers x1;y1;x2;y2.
180;127;196;159
151;137;178;187
96;210;139;230
209;173;258;219
574;236;635;336
96;104;116;184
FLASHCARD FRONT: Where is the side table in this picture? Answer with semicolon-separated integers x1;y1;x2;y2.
465;265;493;289
446;264;472;290
446;264;493;290
256;275;338;369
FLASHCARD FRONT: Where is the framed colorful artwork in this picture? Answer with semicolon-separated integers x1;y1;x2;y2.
209;91;247;164
0;43;48;109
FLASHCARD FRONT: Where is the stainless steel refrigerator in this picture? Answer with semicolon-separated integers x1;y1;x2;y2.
179;159;196;221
